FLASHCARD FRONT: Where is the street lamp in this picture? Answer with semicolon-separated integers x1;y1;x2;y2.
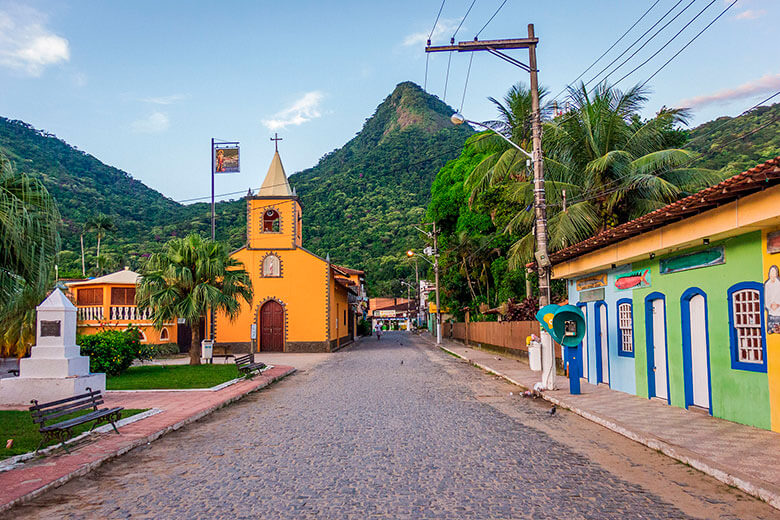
408;242;441;345
450;113;533;160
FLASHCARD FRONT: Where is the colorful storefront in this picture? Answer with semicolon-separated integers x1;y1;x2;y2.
553;157;780;431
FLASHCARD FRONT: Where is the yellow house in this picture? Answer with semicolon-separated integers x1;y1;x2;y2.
212;149;363;353
66;267;178;345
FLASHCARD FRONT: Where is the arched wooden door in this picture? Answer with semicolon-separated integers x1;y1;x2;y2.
259;300;284;352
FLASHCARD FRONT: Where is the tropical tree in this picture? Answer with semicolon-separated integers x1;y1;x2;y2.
85;213;115;274
469;82;721;268
0;151;60;356
136;234;253;365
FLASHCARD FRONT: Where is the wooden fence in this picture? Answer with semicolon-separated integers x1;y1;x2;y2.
441;320;563;359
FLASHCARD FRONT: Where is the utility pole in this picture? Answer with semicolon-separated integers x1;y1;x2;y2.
433;221;442;345
427;24;554;388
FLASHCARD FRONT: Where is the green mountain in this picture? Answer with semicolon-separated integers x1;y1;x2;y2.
288;82;473;294
685;102;780;173
0;117;183;275
0;82;472;294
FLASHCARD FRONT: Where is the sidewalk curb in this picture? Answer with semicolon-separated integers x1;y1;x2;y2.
436;342;780;511
0;367;296;514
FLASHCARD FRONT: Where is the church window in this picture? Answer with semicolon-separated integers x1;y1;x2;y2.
263;255;281;277
263;209;280;232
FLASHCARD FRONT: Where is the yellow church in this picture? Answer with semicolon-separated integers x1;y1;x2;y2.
211;147;365;353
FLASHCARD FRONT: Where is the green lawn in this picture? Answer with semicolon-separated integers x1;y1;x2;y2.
1;409;145;459
106;364;240;390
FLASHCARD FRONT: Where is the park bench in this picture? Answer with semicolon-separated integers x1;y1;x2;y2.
29;388;124;453
234;354;267;376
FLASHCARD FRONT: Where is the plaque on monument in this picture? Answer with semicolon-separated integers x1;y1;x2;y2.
40;320;61;337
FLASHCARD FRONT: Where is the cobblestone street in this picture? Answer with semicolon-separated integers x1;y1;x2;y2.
6;332;774;519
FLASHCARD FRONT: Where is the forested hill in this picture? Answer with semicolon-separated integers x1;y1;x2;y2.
0;82;471;293
288;81;473;294
0;117;182;271
685;102;780;174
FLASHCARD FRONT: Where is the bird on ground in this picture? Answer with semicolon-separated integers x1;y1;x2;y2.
548;405;557;416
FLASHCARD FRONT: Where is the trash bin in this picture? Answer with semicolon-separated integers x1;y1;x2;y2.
527;335;542;371
201;339;214;363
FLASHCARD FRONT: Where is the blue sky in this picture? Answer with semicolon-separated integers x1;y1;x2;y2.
0;0;777;203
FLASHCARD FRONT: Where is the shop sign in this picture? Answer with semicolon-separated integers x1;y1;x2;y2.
615;268;651;291
576;273;607;291
660;246;724;275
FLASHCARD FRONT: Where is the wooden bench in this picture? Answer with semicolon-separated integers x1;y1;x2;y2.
234;354;267;376
29;388;124;454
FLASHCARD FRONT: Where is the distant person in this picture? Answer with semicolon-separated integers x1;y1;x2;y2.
374;323;382;340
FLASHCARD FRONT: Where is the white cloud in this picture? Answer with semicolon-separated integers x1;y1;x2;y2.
677;73;780;109
734;9;766;20
403;18;461;47
140;94;186;105
131;112;170;133
262;91;324;131
0;6;70;76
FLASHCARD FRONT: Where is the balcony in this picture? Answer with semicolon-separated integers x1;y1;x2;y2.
77;306;104;321
110;306;151;321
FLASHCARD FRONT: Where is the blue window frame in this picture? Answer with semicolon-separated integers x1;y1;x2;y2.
727;281;767;372
616;298;635;358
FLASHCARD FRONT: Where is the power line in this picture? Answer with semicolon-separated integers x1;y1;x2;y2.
612;0;719;87
428;0;448;40
475;0;509;39
550;0;661;102
582;0;685;89
453;0;478;40
591;0;699;87
639;0;739;88
459;53;475;113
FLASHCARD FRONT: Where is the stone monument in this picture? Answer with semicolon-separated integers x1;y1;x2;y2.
0;289;105;405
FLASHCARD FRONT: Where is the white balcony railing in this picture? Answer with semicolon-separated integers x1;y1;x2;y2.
77;306;104;321
109;306;150;321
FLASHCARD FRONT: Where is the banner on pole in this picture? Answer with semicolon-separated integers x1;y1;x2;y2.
214;145;239;173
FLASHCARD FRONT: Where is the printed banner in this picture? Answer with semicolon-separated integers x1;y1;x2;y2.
214;146;239;173
614;268;650;291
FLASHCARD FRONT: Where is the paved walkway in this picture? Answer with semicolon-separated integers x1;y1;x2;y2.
431;335;780;511
4;332;742;519
0;365;295;513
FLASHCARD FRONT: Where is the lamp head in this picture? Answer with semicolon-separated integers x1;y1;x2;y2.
450;113;466;126
407;250;415;257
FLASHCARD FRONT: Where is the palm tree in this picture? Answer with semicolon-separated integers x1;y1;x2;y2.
136;234;253;365
465;83;549;199
85;213;115;274
470;82;720;268
0;151;60;357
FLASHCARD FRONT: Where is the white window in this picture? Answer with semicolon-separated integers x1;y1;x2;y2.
263;255;281;277
160;327;169;342
733;289;763;363
618;302;633;353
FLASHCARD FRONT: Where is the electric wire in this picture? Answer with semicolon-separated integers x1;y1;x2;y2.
428;0;448;40
590;0;699;87
582;0;685;89
443;51;454;101
550;0;661;103
453;0;478;40
424;0;447;91
459;53;475;113
638;0;739;88
611;0;719;87
475;0;509;39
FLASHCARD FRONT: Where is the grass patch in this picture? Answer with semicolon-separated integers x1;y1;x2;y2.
107;364;240;390
1;409;145;459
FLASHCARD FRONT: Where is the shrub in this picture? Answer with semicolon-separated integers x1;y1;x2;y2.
78;327;143;376
138;342;180;359
357;318;372;337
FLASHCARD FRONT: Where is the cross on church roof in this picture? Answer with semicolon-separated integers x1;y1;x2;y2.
271;133;282;152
